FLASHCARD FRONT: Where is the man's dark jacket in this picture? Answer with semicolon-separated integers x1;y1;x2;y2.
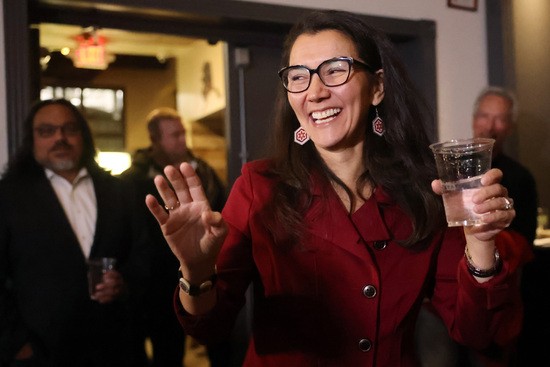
0;162;150;367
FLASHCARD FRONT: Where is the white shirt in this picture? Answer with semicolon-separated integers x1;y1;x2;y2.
46;167;97;259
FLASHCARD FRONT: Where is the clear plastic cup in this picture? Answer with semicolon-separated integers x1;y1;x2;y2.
87;257;116;300
430;138;494;226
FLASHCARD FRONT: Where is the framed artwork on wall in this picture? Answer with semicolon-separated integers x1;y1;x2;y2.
448;0;478;11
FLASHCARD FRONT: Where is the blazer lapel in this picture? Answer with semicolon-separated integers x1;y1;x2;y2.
89;173;107;258
305;181;391;259
32;174;85;259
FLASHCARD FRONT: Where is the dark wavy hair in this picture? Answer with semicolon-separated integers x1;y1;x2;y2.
2;98;102;179
266;10;445;247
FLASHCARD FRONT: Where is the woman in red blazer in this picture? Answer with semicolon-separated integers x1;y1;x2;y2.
146;10;522;367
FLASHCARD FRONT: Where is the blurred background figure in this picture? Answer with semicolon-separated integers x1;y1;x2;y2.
474;87;550;366
416;86;537;367
0;98;149;367
472;86;537;244
471;86;537;366
121;107;227;367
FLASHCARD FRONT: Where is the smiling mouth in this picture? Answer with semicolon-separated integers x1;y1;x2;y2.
311;108;341;124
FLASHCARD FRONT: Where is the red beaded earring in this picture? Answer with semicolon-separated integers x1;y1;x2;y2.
372;107;385;136
294;126;310;145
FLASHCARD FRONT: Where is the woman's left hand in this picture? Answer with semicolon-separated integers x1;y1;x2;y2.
432;168;515;241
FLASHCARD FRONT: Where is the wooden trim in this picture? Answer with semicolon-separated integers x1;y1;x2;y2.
32;0;429;41
3;0;32;156
448;0;478;11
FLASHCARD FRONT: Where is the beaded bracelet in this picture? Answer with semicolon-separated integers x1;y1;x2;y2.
464;246;502;278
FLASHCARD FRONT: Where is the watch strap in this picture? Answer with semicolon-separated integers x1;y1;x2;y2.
178;267;217;296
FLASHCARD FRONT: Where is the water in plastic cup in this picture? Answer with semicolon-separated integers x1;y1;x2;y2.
87;257;116;300
430;138;494;226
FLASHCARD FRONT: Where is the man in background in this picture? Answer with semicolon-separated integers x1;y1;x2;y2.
472;86;537;244
0;99;149;367
474;87;550;366
121;107;226;367
471;86;538;366
416;86;538;367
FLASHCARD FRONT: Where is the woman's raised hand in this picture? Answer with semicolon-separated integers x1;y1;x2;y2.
145;162;227;276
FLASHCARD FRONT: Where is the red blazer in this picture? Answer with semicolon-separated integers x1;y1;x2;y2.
176;160;522;367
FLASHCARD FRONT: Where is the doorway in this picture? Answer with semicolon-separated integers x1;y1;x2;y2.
38;24;228;181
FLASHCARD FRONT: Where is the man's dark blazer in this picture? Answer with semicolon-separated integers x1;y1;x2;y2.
0;164;150;367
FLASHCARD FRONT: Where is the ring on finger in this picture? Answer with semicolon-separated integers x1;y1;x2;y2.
503;197;514;211
164;201;180;211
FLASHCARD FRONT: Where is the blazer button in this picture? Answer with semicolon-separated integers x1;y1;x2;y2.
373;240;387;250
358;338;372;352
362;284;377;298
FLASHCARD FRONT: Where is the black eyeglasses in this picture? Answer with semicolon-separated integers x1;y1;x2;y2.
278;56;375;93
34;123;81;138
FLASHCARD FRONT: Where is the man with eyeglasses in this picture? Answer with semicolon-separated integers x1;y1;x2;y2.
0;98;150;367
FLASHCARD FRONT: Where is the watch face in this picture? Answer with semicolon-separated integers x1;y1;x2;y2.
178;270;217;297
199;280;214;292
179;278;191;293
179;277;215;296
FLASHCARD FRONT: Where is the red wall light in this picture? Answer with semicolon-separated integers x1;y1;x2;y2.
73;33;109;70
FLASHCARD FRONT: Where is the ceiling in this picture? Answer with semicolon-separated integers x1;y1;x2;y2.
38;23;200;59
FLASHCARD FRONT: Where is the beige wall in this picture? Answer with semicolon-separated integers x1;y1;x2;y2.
175;40;227;182
512;0;550;208
176;40;226;125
